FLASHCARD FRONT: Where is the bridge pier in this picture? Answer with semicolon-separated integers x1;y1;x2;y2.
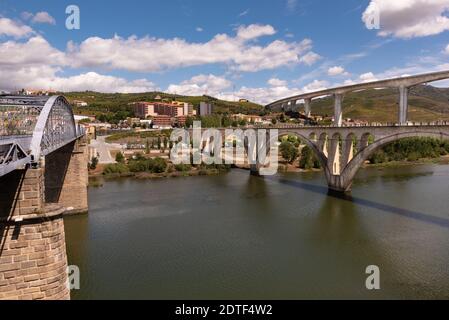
0;168;70;300
0;137;88;300
334;93;344;127
44;139;88;214
304;98;311;118
399;86;409;125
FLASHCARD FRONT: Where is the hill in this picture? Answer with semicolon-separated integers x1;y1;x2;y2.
64;91;265;123
63;84;449;123
289;84;449;123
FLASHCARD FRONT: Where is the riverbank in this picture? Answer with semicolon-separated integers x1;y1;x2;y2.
89;164;231;185
277;155;449;173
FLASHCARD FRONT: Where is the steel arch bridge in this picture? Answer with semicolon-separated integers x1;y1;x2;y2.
0;95;85;177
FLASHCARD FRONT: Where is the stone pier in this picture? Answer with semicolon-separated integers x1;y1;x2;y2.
0;137;88;300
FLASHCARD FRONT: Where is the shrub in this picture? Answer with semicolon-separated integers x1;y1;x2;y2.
175;164;192;172
128;160;150;172
115;152;125;163
407;152;420;162
103;163;129;175
151;157;167;173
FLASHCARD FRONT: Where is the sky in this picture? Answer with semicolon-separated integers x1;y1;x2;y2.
0;0;449;104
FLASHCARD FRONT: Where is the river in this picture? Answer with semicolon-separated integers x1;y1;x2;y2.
64;164;449;299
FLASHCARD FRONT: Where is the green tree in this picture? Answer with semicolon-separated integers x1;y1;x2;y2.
89;156;99;170
279;141;299;164
185;116;194;128
145;139;150;154
115;152;125;163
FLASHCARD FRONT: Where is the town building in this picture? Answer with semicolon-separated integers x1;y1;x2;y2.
72;100;88;107
199;102;213;116
134;101;195;119
231;113;263;124
152;115;172;129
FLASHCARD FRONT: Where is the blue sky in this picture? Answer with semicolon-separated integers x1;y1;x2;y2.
1;0;449;104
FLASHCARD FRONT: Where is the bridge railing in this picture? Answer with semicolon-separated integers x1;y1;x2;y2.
253;120;449;129
76;124;86;138
0;106;40;137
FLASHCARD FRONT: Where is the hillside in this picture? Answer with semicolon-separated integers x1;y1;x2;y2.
63;84;449;123
292;85;449;123
63;91;265;122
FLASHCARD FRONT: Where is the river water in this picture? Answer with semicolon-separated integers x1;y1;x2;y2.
65;164;449;299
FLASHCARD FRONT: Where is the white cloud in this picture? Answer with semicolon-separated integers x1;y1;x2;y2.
299;51;321;66
302;80;329;92
363;0;449;38
196;27;203;32
268;78;287;87
166;74;335;105
0;66;158;93
67;25;319;72
359;72;378;82
445;44;449;54
327;66;347;76
0;36;66;67
31;12;56;25
235;24;276;40
0;17;34;38
167;74;232;96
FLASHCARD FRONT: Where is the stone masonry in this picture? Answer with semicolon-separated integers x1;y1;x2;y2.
0;136;89;300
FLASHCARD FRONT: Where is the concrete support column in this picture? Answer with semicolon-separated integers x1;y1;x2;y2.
317;136;329;158
304;98;311;118
399;86;409;125
249;133;260;176
342;138;354;166
334;94;343;127
328;137;341;175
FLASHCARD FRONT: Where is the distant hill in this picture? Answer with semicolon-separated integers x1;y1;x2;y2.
285;84;449;122
63;84;449;123
63;91;265;118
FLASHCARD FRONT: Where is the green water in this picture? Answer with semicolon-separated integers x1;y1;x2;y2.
65;164;449;299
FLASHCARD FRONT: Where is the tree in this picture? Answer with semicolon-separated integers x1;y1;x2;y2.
185;116;194;128
145;139;150;154
280;141;299;164
271;118;277;125
299;146;321;169
89;156;99;170
115;152;125;163
157;136;162;149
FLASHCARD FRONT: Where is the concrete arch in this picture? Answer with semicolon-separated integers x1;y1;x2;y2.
339;131;449;192
272;131;330;177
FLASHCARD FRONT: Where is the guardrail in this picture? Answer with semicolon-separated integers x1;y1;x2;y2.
254;121;449;129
